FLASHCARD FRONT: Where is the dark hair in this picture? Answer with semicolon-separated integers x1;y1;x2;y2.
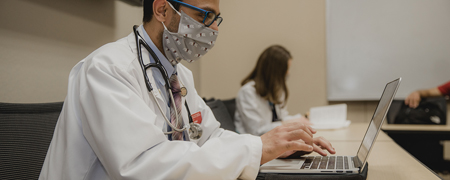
241;45;292;106
143;0;182;23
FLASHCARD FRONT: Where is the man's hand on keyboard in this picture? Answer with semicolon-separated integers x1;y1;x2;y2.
277;137;336;159
312;136;336;156
260;121;315;165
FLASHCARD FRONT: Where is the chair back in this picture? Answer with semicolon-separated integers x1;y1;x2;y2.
205;99;236;132
0;102;63;179
222;98;236;121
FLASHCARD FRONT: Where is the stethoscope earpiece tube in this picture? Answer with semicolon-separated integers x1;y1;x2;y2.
133;25;153;92
133;25;201;140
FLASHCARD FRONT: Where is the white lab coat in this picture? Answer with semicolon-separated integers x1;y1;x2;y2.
39;27;262;180
234;81;301;136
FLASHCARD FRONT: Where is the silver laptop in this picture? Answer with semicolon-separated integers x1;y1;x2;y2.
260;78;401;174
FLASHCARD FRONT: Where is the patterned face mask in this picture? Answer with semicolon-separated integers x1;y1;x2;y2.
161;5;219;66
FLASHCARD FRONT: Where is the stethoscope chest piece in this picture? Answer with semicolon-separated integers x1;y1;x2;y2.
189;122;202;140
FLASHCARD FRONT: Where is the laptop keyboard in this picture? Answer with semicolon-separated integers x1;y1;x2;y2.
300;156;350;170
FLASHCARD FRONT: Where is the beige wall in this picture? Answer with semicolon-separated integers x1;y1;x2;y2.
199;0;381;123
201;1;328;109
0;0;447;123
0;0;142;103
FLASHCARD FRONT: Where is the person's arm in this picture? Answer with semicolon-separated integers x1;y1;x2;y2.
405;87;442;108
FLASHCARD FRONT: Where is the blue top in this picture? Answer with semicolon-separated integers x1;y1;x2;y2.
140;25;177;108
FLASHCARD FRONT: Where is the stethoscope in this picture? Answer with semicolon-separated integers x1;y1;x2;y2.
133;25;202;140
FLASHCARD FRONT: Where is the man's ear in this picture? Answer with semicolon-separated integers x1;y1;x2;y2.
153;0;168;22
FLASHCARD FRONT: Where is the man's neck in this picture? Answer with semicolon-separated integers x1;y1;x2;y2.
143;21;165;57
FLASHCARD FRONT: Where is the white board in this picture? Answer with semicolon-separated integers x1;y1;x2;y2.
326;0;450;101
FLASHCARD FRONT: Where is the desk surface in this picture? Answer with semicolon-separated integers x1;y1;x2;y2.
383;123;450;131
314;123;392;141
311;123;440;179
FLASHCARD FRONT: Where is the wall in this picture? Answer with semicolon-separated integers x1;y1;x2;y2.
199;0;378;122
0;0;202;104
1;0;445;123
0;0;141;102
202;0;329;111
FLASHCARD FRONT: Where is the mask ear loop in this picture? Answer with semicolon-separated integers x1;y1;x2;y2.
161;22;170;32
161;2;181;32
167;1;182;16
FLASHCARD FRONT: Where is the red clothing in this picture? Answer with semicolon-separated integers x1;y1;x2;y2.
437;81;450;96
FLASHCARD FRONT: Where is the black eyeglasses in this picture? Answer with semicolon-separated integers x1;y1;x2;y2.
168;0;223;27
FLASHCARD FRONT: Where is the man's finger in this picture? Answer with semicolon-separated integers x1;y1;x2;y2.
283;122;314;137
307;125;316;134
314;137;336;155
287;141;313;152
287;129;313;144
313;144;327;156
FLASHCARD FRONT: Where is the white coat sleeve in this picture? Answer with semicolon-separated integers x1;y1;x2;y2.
235;85;282;136
191;93;263;180
79;51;261;179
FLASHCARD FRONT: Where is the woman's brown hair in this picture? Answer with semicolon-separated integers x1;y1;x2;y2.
241;45;291;106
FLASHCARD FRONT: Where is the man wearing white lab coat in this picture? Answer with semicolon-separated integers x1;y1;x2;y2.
40;0;335;179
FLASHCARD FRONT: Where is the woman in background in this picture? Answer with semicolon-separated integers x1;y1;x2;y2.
234;45;310;136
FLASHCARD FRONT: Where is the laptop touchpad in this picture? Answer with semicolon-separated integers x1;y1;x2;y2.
261;159;304;169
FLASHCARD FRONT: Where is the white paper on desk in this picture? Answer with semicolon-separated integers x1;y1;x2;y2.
309;104;350;129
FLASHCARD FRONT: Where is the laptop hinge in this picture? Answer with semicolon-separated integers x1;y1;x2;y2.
353;156;363;170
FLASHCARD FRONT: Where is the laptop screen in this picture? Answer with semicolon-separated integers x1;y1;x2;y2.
356;78;401;168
